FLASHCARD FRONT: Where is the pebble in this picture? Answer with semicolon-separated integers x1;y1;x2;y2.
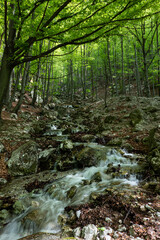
118;225;127;232
156;212;160;218
140;205;146;212
105;217;112;223
76;210;81;218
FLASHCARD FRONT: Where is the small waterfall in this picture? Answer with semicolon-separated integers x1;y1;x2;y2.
0;148;142;240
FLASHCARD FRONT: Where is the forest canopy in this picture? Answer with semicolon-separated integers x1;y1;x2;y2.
0;0;160;117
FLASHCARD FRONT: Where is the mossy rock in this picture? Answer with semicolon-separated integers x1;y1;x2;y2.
67;186;77;199
129;108;143;127
7;141;39;176
91;172;102;182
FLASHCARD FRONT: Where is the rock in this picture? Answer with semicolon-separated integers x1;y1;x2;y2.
147;148;160;174
81;134;95;142
56;157;76;171
45;111;58;120
99;228;112;240
67;210;77;223
16;232;60;240
90;192;100;201
107;137;122;147
48;103;56;109
145;106;159;113
74;227;81;238
143;181;160;194
20;111;31;120
30;120;46;136
58;214;67;226
38;148;56;170
76;210;81;218
0;209;10;225
0;142;5;153
10;113;18;119
142;127;157;150
105;217;112;223
118;225;127;232
7;141;39;176
13;200;26;215
129;108;143;127
60;140;73;150
67;186;77;199
76;147;106;168
22;209;44;228
91;172;102;182
82;224;98;240
140;205;146;212
0;178;7;185
156;212;160;218
61;226;73;237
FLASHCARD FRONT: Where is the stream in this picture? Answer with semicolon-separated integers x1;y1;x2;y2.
0;124;143;240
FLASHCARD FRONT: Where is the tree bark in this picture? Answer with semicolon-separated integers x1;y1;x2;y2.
0;49;13;118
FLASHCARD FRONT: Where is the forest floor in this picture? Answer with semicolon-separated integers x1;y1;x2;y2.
0;95;160;239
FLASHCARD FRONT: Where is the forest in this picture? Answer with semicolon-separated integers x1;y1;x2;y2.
0;1;160;240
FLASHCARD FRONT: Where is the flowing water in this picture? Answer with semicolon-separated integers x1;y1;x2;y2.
0;125;143;240
0;147;142;240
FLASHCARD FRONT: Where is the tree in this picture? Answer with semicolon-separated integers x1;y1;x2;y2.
0;0;159;118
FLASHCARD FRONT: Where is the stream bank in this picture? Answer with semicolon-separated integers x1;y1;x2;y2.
0;96;160;239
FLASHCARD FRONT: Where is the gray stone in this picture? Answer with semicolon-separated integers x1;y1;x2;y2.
60;140;73;150
0;178;7;185
7;141;39;176
74;227;81;238
10;113;18;119
38;148;55;161
82;224;98;240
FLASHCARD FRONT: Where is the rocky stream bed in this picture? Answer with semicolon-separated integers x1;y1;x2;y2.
0;96;160;239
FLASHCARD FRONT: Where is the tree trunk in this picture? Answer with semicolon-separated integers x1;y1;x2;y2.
0;49;13;118
12;61;30;113
8;65;23;110
121;36;125;95
156;20;160;96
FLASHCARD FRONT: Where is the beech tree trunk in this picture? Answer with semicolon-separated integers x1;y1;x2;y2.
0;49;13;118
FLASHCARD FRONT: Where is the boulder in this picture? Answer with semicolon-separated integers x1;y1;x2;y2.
0;209;10;225
147;148;160;174
13;200;26;215
7;141;39;176
76;147;106;168
129;108;143;127
91;172;102;182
